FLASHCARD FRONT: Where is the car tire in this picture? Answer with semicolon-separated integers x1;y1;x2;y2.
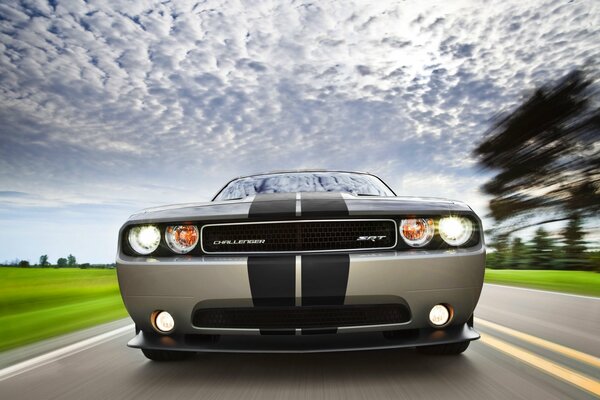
416;340;470;355
141;348;193;362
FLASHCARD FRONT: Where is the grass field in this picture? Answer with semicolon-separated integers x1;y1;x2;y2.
484;269;600;297
0;268;127;352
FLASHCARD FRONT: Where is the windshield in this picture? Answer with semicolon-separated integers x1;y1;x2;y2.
214;172;395;201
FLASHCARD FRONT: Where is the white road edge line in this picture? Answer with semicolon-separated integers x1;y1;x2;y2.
484;283;599;301
0;324;134;382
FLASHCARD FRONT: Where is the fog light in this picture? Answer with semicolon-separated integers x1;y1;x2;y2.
153;311;175;333
429;304;451;326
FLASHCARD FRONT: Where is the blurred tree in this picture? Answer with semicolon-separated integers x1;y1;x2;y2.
484;251;497;269
67;254;77;267
39;255;49;267
562;214;588;270
473;69;600;235
79;263;90;269
530;228;559;269
18;260;30;268
589;251;600;272
509;237;530;269
487;233;510;269
56;258;68;268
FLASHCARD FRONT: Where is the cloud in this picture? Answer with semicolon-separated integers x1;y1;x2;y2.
0;0;598;261
0;191;31;198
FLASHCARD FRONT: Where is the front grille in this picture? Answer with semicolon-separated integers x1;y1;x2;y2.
201;219;396;253
192;304;410;329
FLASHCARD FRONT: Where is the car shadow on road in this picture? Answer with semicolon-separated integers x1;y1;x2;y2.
129;346;483;398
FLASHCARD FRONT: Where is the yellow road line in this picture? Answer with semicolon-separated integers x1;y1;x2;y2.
476;317;600;369
480;333;600;397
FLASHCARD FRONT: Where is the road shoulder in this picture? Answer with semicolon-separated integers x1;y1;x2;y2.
0;317;132;370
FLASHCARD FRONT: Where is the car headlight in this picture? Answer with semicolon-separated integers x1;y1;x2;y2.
399;218;434;247
128;225;161;255
165;225;199;254
439;216;473;246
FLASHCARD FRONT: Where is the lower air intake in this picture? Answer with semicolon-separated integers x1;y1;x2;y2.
192;304;410;329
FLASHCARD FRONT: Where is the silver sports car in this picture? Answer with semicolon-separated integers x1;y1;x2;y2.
116;170;485;361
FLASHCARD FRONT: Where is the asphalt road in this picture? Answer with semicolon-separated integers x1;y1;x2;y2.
1;284;599;400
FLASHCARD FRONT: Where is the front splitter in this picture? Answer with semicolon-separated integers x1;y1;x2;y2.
127;323;479;353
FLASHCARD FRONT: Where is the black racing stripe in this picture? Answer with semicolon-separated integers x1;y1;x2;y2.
301;254;350;306
248;193;297;218
301;254;350;335
300;192;349;217
247;255;296;335
259;329;295;335
300;328;337;335
248;256;295;307
301;254;350;334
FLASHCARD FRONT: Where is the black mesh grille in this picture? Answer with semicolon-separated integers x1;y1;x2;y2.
192;304;410;329
202;220;396;253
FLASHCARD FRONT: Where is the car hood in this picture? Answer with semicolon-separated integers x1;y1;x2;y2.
127;193;474;224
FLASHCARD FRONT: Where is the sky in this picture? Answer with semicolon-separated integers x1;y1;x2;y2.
0;0;598;263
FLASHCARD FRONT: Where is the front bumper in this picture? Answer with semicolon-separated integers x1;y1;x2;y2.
128;323;480;353
117;246;485;345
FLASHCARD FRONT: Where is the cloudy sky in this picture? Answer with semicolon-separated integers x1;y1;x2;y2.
0;0;598;263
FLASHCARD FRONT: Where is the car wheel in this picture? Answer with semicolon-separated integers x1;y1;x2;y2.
141;348;193;361
416;340;470;355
